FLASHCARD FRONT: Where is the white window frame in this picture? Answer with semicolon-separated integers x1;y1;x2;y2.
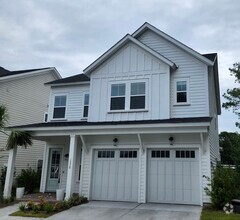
108;79;148;112
52;94;68;120
82;92;90;119
173;78;190;105
109;83;126;111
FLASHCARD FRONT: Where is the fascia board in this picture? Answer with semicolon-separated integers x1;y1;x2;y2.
0;68;60;82
132;23;214;66
13;122;210;132
83;34;176;75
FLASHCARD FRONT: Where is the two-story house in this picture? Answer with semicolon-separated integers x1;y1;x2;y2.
0;67;61;192
5;23;220;206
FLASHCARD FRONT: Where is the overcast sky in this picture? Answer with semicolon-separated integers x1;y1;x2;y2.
0;0;239;132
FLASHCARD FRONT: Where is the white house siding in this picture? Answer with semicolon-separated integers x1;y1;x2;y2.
0;71;58;175
88;42;171;122
208;67;220;166
137;30;209;118
49;85;90;122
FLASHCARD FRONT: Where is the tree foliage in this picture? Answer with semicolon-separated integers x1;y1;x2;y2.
219;131;240;165
222;63;240;128
0;104;32;150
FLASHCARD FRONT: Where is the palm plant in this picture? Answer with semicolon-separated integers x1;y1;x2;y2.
0;104;32;150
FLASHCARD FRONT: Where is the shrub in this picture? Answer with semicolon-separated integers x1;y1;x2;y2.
25;200;35;210
19;203;25;212
16;168;41;194
204;163;240;209
43;203;54;213
38;195;47;210
32;204;40;213
59;200;71;210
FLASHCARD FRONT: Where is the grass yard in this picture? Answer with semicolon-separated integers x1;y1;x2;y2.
10;210;53;218
201;209;240;220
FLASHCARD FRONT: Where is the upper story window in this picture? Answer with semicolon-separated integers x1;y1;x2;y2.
174;78;189;105
110;83;126;110
130;82;146;109
53;95;67;119
83;93;89;118
109;80;147;112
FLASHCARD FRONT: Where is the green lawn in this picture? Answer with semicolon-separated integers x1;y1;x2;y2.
10;210;54;218
202;209;240;220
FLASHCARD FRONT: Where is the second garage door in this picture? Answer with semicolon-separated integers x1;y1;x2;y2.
147;149;200;205
91;149;139;202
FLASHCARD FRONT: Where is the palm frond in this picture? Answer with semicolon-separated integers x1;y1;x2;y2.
0;105;8;129
6;130;32;150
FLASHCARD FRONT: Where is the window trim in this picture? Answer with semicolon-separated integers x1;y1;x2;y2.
51;94;68;120
173;78;190;106
82;92;90;119
108;79;148;112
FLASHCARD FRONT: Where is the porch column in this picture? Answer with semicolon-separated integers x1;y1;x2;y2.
3;146;17;198
65;134;77;199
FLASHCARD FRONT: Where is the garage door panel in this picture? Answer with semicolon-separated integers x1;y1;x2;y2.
148;149;200;205
92;149;139;202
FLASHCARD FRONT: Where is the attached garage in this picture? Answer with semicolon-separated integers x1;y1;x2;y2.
147;149;200;205
91;149;139;202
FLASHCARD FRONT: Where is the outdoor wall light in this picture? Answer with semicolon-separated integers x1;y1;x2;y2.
113;137;119;146
169;137;174;145
64;154;69;160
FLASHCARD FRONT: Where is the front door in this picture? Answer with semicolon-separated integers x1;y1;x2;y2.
47;148;62;191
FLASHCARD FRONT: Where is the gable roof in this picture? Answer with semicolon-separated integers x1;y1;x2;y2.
0;66;61;81
83;34;177;75
132;22;214;66
45;73;90;86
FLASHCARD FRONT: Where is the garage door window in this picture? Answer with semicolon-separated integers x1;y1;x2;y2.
151;150;170;158
176;150;195;158
98;150;115;158
120;150;137;158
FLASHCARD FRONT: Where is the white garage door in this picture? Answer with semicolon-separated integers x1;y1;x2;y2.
147;149;200;205
91;149;139;202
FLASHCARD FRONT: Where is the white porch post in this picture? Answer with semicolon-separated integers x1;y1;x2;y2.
65;134;77;199
3;146;17;198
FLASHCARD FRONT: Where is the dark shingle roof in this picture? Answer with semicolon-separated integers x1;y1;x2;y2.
10;117;212;129
45;74;90;85
202;53;217;62
0;67;51;78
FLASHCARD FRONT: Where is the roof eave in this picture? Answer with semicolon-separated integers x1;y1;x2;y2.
83;34;177;75
132;23;214;66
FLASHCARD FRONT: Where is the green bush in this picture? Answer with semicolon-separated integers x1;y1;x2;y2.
204;163;240;209
43;203;54;213
19;203;25;212
16;168;41;194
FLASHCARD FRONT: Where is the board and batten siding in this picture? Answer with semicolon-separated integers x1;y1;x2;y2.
88;42;171;122
0;71;58;175
49;85;90;121
137;30;210;118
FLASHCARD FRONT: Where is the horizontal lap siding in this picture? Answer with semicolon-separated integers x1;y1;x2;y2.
138;31;209;118
0;72;57;174
49;85;90;121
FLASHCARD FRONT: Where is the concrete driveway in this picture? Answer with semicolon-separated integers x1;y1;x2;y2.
50;201;202;220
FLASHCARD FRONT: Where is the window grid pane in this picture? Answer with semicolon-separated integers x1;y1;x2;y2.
97;150;115;158
175;150;195;158
151;150;170;158
120;151;137;158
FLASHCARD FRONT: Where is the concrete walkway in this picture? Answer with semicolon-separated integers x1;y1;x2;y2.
0;201;202;220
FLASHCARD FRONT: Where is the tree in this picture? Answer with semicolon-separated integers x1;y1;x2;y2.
0;105;32;150
219;131;240;165
222;63;240;128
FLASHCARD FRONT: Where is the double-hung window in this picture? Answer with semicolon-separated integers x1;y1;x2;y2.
110;83;126;110
130;82;146;109
53;95;67;119
175;79;189;104
83;93;89;118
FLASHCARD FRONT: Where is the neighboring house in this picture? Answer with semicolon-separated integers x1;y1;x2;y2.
6;23;221;206
0;67;61;176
